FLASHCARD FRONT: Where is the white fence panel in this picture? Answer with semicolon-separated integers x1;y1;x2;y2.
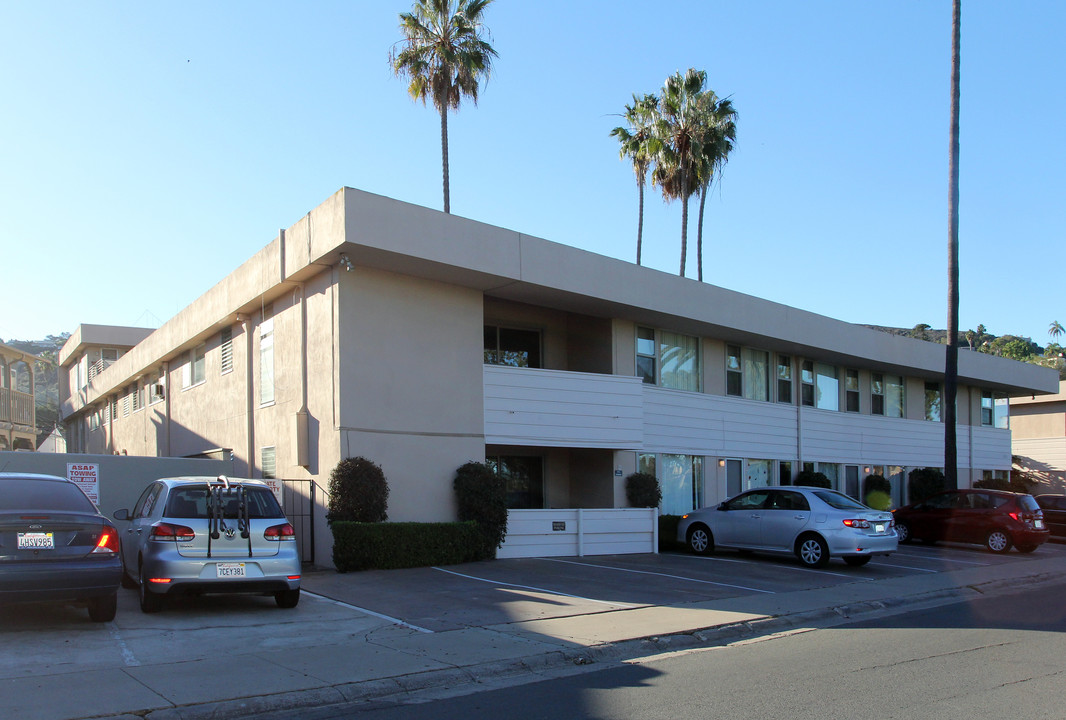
497;508;657;559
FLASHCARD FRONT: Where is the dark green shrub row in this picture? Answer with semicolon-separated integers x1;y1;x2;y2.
326;457;389;523
626;472;662;508
454;461;508;558
908;467;946;502
332;521;488;572
658;514;685;552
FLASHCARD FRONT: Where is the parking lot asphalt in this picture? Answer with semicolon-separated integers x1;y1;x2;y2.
5;541;1066;720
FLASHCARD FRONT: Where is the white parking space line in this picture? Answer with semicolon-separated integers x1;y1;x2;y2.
874;561;939;573
108;624;141;666
542;557;776;594
681;554;863;580
431;566;641;608
302;590;434;633
892;551;989;566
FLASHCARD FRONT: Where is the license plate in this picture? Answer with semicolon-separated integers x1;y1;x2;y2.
17;532;54;550
874;523;886;533
1035;519;1045;530
216;562;246;578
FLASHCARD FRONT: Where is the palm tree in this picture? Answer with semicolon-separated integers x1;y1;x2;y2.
1050;320;1064;340
390;0;497;214
944;0;961;490
692;92;737;282
653;68;710;277
611;94;660;266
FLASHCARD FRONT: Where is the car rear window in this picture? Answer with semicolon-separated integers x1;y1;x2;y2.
0;479;97;513
812;490;870;511
164;486;284;519
1018;495;1041;512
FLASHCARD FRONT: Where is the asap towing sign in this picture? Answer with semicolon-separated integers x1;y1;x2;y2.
67;463;100;505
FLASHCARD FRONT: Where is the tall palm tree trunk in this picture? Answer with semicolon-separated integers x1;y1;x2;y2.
679;171;689;276
945;0;961;489
440;106;451;214
696;182;708;282
636;176;645;265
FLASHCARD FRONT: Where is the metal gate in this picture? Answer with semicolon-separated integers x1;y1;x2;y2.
280;478;316;564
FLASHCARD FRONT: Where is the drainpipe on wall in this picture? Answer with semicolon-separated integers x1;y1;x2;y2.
163;361;171;457
294;282;309;468
240;314;254;477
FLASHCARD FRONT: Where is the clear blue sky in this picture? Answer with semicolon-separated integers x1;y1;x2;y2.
2;1;1063;348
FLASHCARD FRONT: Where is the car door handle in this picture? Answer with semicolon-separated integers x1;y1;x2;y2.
750;514;761;519
794;515;806;520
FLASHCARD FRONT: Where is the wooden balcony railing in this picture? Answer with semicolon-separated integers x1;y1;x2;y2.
0;386;35;427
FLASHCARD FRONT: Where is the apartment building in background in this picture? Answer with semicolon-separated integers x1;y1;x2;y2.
56;188;1060;564
0;342;37;451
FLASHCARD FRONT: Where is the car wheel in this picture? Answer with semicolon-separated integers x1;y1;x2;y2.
895;521;912;544
843;555;872;567
985;530;1012;554
275;588;300;609
1015;544;1038;554
138;563;163;614
687;524;714;555
796;534;830;568
87;592;117;622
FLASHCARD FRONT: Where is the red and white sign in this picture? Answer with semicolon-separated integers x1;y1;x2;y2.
67;463;100;506
263;478;284;504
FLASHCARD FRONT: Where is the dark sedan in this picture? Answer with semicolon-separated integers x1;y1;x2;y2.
1035;495;1066;539
893;488;1048;553
0;472;122;621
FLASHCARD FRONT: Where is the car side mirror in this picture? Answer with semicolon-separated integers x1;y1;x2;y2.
113;508;130;521
717;502;729;511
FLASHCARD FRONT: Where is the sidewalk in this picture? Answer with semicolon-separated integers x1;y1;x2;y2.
9;552;1066;720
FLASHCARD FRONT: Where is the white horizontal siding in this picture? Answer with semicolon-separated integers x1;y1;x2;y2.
497;508;656;559
1014;437;1066;472
484;366;644;448
969;426;1011;470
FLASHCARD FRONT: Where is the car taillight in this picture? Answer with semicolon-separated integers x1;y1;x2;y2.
842;519;871;529
150;522;195;542
264;523;295;541
92;528;120;554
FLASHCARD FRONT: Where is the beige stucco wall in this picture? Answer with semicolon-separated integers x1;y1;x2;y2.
335;265;484;523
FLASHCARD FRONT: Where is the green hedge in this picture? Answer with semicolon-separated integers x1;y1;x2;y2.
331;521;488;572
659;514;685;552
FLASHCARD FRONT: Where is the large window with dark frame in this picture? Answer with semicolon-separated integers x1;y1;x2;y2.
845;369;860;412
925;381;942;422
777;356;793;404
636;327;700;391
484;326;542;368
981;391;1009;428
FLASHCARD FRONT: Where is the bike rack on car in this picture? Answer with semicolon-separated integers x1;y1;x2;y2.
205;475;253;558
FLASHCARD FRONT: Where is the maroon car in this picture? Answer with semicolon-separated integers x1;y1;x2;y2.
893;488;1048;554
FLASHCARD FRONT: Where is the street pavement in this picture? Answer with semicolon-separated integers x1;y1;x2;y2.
4;545;1066;720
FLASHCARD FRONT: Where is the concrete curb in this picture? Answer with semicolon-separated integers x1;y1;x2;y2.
121;567;1066;720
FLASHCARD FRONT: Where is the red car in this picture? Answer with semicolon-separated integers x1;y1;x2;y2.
893;488;1048;554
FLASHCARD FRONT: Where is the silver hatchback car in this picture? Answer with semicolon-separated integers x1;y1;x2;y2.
114;476;301;612
677;486;898;568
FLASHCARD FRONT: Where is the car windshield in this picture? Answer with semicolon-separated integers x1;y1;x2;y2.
164;486;284;519
0;479;97;513
812;490;870;511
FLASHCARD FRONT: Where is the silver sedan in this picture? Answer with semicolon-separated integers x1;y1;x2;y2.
676;486;897;568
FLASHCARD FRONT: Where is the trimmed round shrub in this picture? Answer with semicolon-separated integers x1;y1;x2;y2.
863;474;892;510
795;470;832;489
454;461;508;556
327;457;389;524
625;472;662;508
908;467;946;503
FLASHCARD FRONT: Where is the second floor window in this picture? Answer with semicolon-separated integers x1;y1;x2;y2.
183;345;206;388
872;374;905;418
484;326;541;368
925;382;942;422
726;346;769;401
638;327;700;391
845;369;860;412
777;356;793;404
982;391;1009;428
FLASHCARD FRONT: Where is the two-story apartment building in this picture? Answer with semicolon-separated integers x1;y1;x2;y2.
57;188;1059;564
1011;380;1066;492
0;342;38;452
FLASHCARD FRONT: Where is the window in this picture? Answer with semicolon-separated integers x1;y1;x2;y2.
487;456;544;509
261;446;277;479
636;327;656;384
845;370;860;412
636;328;700;391
745;459;772;490
726;345;742;396
122;388;131;417
777;356;793;404
779;460;792;485
873;373;905;417
982;391;1009;429
726;346;769;401
872;373;885;415
925;382;942;422
131;382;142;413
260;306;274;405
815;363;839;410
220;327;234;374
109;395;118;422
845;465;860;498
484;326;541;368
819;462;840;490
638;453;656;477
801;361;815;406
660;454;703;514
183;344;206;388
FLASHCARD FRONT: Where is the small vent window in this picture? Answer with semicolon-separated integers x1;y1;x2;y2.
221;327;234;374
261;446;277;479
